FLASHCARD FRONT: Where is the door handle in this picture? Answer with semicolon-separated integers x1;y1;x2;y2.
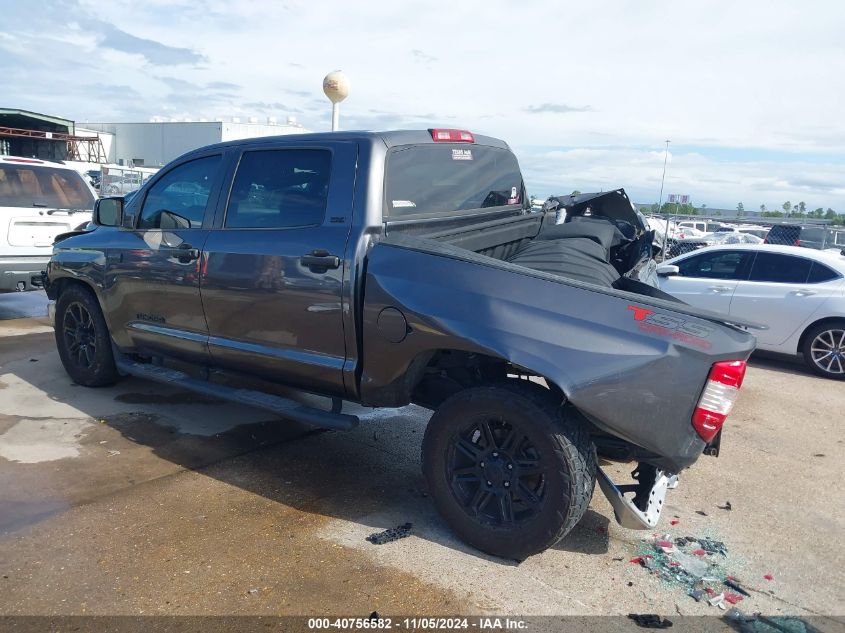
708;285;732;292
175;243;200;262
301;249;341;272
790;289;817;297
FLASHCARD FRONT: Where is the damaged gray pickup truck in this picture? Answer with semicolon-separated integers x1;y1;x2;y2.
46;129;757;559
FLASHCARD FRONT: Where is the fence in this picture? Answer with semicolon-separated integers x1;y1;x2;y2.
98;166;157;196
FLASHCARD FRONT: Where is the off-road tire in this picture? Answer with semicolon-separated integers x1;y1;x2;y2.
55;284;121;387
422;380;596;560
801;320;845;380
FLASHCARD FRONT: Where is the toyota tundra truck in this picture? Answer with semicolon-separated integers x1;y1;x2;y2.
45;129;757;559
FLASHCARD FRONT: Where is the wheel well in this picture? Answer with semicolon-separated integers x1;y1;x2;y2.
797;317;845;354
51;277;96;300
410;349;566;409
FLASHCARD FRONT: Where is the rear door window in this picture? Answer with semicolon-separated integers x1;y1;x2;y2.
138;156;221;229
747;253;813;283
0;164;95;210
677;250;752;280
225;149;331;229
385;144;524;218
806;262;841;283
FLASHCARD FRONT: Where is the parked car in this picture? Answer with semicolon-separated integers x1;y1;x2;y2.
677;220;729;234
658;244;845;379
102;174;145;195
84;169;101;190
0;156;95;292
46;129;757;559
667;231;762;258
765;224;845;251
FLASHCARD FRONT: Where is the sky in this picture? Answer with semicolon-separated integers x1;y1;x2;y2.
2;0;845;210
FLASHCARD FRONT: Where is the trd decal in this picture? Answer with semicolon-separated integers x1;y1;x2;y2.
627;305;713;349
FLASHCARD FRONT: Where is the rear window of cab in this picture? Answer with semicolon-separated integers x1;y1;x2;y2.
384;144;524;219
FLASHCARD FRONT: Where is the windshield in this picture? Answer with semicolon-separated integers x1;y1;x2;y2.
385;144;524;218
0;164;95;210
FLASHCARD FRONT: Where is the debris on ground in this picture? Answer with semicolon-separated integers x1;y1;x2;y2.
695;510;708;516
698;538;729;557
107;450;120;457
725;577;752;597
366;522;412;545
670;519;680;526
708;592;726;607
627;614;673;629
630;533;765;612
717;501;733;511
763;574;774;581
724;608;822;633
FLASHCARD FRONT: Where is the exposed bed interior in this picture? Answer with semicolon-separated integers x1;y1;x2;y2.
409;191;657;290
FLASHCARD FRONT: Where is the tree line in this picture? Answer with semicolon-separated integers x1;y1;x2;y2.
639;200;844;225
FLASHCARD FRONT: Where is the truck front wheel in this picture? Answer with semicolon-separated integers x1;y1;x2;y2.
55;284;121;387
422;381;596;560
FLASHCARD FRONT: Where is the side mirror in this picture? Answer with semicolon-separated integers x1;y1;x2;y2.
93;197;124;227
657;264;680;277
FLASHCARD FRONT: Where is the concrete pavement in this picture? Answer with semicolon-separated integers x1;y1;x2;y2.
0;302;842;624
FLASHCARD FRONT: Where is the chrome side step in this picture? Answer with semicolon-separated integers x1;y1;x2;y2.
596;466;678;530
115;359;360;431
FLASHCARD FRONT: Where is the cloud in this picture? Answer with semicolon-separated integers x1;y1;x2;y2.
514;145;845;210
524;103;592;114
242;101;296;112
411;49;437;64
95;21;206;66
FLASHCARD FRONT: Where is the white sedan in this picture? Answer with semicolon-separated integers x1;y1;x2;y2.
658;244;845;379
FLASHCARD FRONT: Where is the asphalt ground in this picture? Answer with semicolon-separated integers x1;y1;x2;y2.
0;292;842;630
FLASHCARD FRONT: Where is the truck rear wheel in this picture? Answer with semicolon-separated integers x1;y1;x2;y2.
55;284;121;387
422;381;596;560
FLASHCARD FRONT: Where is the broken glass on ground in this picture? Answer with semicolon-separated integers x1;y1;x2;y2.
631;533;763;611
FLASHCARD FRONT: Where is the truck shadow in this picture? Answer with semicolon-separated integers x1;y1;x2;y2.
100;405;609;562
5;342;612;564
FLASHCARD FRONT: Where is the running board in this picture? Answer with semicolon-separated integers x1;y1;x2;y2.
596;466;678;530
115;359;359;431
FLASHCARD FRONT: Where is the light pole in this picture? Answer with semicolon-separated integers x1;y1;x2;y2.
658;140;671;259
322;70;350;132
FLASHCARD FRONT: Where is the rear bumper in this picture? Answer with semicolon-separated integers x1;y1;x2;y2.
0;257;50;292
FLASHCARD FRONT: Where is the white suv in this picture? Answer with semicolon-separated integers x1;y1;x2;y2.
0;156;96;292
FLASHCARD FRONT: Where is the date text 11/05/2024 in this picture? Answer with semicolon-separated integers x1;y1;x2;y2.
307;617;528;630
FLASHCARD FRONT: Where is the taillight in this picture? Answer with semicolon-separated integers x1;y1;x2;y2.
429;129;475;143
794;239;801;246
692;360;746;442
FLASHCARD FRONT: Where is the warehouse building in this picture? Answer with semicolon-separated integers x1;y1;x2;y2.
0;108;107;162
80;117;307;167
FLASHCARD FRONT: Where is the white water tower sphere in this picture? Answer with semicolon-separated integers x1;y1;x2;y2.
323;70;350;103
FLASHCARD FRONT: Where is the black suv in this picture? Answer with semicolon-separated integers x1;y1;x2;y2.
765;224;845;251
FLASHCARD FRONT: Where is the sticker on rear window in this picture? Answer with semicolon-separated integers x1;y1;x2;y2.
392;200;416;208
508;186;520;205
451;149;472;161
